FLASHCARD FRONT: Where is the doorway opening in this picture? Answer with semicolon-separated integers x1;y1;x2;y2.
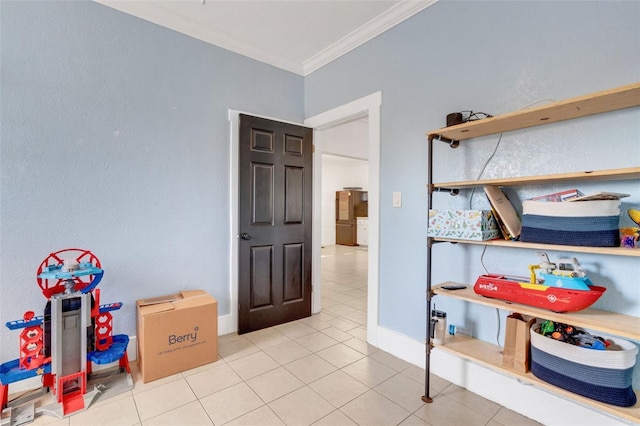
305;91;381;345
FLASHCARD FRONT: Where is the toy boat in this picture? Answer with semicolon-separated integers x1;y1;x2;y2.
473;253;605;312
535;253;592;290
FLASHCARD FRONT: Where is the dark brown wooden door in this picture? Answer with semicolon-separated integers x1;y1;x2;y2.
238;114;313;334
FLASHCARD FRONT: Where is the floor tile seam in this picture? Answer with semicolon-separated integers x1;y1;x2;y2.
214;401;268;426
218;404;282;426
316;326;350;342
218;352;261;364
134;394;199;423
322;294;358;303
299;321;334;333
127;389;144;426
277;330;317;341
427;392;493;423
244;329;290;347
451;393;494;423
130;374;185;397
250;338;297;352
485;407;507;426
442;389;502;424
322;277;366;293
138;398;208;425
302;361;372;392
332;407;362;426
262;343;312;359
397;369;426;387
309;334;347;351
336;365;379;390
180;358;230;379
306;377;370;411
217;345;262;363
217;339;259;352
227;355;281;382
311;409;352;426
246;372;306;405
372;371;436;415
279;357;334;384
181;364;246;399
315;351;366;371
325;317;360;330
336;401;409;426
263;383;334;424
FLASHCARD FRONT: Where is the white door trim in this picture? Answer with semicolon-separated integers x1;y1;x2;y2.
305;91;382;346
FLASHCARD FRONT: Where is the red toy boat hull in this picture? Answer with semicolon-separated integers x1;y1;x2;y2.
474;274;606;313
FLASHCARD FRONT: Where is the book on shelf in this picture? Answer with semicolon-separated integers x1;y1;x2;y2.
484;185;522;240
528;190;629;203
529;188;584;202
567;192;630;202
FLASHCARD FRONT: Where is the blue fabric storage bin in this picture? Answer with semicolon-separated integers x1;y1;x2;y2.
520;200;621;247
530;324;638;407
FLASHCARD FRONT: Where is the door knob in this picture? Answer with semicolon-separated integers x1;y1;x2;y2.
240;233;252;240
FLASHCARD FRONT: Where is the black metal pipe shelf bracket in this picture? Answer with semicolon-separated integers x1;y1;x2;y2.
432;187;460;196
428;133;459;148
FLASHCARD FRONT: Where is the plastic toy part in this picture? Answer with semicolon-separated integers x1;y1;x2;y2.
36;249;103;298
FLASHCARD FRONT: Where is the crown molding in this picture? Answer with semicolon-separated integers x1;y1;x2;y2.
96;0;438;76
302;0;439;76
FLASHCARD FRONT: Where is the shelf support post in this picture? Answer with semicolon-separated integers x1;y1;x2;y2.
423;133;435;403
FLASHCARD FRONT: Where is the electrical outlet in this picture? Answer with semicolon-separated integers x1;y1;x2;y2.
393;192;402;208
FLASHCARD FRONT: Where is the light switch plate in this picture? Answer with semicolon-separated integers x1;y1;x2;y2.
393;192;402;208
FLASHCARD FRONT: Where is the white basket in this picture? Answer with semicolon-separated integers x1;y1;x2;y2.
530;324;637;369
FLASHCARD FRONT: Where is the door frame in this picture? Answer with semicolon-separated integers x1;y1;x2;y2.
227;91;381;345
305;92;381;346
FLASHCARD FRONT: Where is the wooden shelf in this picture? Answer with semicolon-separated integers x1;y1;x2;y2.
432;167;640;190
433;334;640;424
432;283;640;340
431;238;640;257
427;82;640;142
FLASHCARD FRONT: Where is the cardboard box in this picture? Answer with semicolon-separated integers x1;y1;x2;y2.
428;209;500;241
137;290;218;383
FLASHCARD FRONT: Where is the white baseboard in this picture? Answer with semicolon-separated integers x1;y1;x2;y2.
217;313;236;336
373;325;629;426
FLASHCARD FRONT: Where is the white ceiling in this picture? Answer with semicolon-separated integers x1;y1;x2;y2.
96;0;437;76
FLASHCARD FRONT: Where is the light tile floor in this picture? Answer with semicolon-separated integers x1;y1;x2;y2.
13;245;541;426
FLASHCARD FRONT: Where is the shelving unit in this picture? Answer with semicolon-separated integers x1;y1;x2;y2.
423;82;640;420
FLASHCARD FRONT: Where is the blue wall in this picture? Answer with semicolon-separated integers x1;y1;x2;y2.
305;0;640;345
0;0;304;358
